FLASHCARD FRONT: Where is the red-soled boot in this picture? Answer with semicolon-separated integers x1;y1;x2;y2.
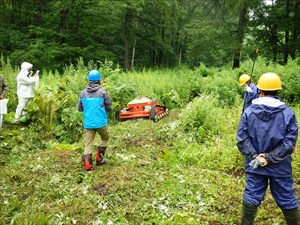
96;146;108;166
82;154;94;171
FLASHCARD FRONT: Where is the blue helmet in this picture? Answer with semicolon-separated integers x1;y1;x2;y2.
87;70;101;81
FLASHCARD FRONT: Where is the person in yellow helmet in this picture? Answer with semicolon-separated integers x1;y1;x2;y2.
237;72;300;225
239;74;258;113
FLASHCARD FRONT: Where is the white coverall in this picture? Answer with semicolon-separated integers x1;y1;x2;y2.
15;62;39;120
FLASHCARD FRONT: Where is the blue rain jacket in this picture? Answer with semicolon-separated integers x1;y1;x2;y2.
77;83;112;129
242;83;258;113
237;96;298;177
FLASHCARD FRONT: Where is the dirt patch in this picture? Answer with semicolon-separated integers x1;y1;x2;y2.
130;139;153;147
93;183;111;195
45;150;74;164
93;168;136;195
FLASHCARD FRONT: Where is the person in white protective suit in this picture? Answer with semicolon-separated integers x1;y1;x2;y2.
14;62;39;122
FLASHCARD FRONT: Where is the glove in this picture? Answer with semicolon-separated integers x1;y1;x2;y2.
245;85;253;94
249;159;259;169
249;156;267;169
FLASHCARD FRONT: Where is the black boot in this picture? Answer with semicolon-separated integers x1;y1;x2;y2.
82;154;94;171
96;146;108;166
241;201;257;225
282;208;300;225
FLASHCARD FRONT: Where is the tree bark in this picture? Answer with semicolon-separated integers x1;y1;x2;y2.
290;1;300;59
232;5;246;69
125;7;131;72
131;20;138;71
158;27;165;68
284;0;290;64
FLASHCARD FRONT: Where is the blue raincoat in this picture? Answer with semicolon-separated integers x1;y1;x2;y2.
237;96;299;209
242;83;258;113
77;83;112;129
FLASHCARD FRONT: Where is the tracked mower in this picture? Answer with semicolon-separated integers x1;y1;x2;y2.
116;96;169;122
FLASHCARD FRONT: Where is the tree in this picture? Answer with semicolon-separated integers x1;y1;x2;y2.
248;0;300;64
233;4;246;69
1;0;300;71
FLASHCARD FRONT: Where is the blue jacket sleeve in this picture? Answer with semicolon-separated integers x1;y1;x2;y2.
104;91;112;112
237;114;259;160
245;84;258;104
264;113;298;163
77;93;83;112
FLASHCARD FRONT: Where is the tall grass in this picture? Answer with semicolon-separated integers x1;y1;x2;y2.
1;57;300;224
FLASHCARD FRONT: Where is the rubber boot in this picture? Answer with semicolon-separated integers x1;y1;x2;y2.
282;208;300;225
241;201;257;225
96;146;108;166
82;154;94;171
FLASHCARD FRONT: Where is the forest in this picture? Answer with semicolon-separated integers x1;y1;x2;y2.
0;0;300;72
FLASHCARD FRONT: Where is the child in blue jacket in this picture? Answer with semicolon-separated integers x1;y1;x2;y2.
77;70;112;171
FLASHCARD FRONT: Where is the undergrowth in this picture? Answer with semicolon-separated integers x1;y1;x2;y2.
1;59;300;224
1;105;300;224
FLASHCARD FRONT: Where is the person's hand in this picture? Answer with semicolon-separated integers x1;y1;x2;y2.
0;95;3;100
245;85;253;94
256;154;268;167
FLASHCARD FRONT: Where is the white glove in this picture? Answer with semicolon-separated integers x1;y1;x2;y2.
245;85;253;94
249;157;267;169
249;159;259;169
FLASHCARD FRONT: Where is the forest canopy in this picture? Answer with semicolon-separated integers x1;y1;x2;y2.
0;0;299;72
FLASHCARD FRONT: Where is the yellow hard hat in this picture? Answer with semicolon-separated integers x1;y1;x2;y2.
239;74;251;86
257;72;282;91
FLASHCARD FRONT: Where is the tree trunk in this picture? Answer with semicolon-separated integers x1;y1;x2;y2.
290;1;300;59
270;24;278;62
232;5;246;69
179;39;182;67
59;0;70;35
131;20;138;71
125;7;131;72
158;27;165;68
284;0;290;65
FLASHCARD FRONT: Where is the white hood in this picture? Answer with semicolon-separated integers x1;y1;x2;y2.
16;62;37;98
21;62;33;70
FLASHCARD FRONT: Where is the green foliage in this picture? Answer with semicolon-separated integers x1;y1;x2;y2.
106;76;137;109
180;96;220;140
272;60;300;103
3;58;300;144
2;60;300;224
1;0;298;73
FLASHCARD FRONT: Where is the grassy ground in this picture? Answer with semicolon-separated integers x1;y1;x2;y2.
1;109;300;225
